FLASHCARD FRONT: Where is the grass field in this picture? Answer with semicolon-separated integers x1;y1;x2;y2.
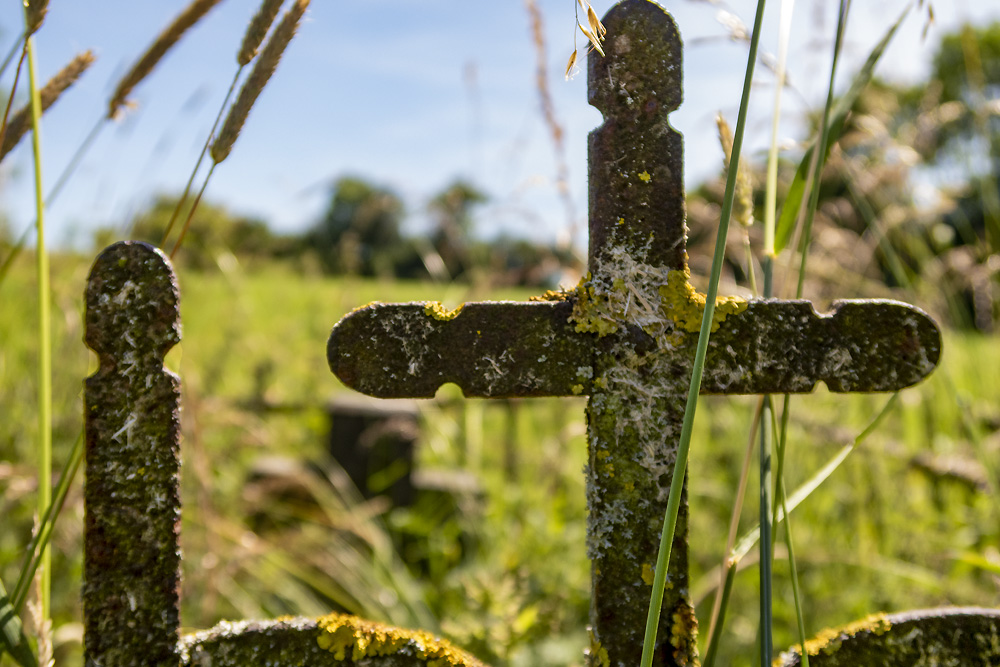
1;250;997;665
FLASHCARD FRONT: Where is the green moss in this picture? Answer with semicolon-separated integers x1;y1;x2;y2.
424;301;464;321
658;268;747;333
316;613;485;666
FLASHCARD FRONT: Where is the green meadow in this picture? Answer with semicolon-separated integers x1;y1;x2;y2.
1;251;997;665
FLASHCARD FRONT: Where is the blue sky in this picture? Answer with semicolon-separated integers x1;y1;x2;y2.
1;0;999;251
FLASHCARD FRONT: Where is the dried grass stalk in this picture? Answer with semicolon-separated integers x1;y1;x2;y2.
239;0;285;66
211;0;309;164
1;51;95;162
108;0;223;119
25;0;49;36
717;113;755;228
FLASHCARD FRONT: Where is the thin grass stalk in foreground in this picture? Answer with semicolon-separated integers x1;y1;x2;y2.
211;0;309;165
162;0;285;249
639;2;768;665
12;433;84;613
763;0;795;261
731;393;899;563
174;0;308;257
759;396;774;661
781;491;809;667
108;0;223;119
0;34;23;80
0;48;27;160
160;71;239;249
702;397;763;667
23;26;51;627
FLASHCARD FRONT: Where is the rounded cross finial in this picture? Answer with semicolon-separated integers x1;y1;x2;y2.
588;0;682;121
85;241;181;363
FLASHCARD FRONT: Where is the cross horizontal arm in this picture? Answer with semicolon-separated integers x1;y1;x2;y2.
328;301;592;398
702;299;941;393
328;298;939;399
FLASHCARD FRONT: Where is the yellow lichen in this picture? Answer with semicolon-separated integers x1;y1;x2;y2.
424;301;464;321
572;384;584;395
529;289;571;302
658;269;747;333
316;613;485;666
587;629;611;667
638;170;651;182
569;273;619;336
641;563;656;585
785;612;892;660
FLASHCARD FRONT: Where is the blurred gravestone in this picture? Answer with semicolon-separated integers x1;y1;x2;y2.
327;395;419;506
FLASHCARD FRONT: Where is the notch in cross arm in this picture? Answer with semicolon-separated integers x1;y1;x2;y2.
326;293;941;400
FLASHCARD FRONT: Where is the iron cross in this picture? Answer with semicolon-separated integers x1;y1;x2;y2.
327;2;941;665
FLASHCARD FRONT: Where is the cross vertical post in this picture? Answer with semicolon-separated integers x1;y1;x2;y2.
582;3;697;664
84;241;182;667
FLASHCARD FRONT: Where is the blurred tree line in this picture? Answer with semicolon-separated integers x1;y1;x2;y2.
94;176;576;289
76;20;1000;329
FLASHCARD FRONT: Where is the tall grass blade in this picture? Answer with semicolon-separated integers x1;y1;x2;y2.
956;552;1000;576
23;26;52;628
774;3;913;254
0;35;23;80
0;604;36;665
759;396;774;662
0;578;37;667
639;2;768;665
12;434;84;612
763;0;795;258
108;0;223;119
780;480;809;667
705;398;762;649
163;0;284;248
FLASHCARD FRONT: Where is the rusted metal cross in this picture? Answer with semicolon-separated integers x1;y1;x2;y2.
327;1;941;665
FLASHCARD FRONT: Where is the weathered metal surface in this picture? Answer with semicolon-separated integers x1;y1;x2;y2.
325;1;942;665
180;615;487;667
777;607;1000;666
328;299;939;398
328;301;589;398
84;241;182;667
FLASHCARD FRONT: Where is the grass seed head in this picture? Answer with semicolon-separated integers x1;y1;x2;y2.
587;5;606;40
108;0;223;120
239;0;286;66
716;113;754;228
211;0;309;164
1;51;96;163
24;0;49;36
579;23;605;57
565;48;579;81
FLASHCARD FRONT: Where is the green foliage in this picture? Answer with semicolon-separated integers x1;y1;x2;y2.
3;253;998;666
92;194;296;269
306;176;407;277
428;180;487;280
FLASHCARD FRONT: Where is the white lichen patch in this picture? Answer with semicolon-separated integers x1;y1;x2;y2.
378;308;437;377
